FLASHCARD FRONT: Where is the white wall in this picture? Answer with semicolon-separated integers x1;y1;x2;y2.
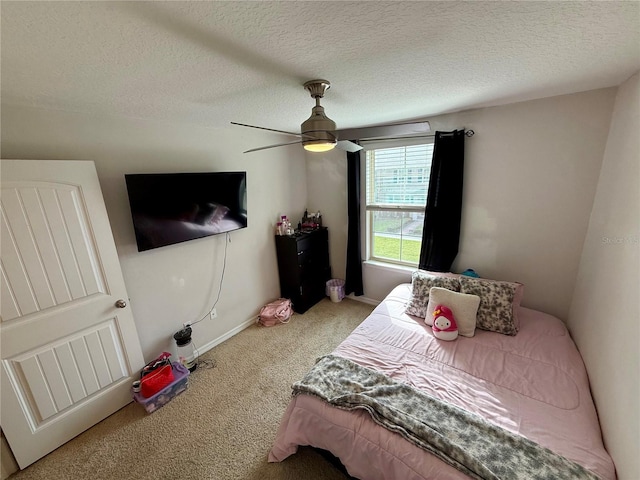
306;151;348;282
0;104;308;362
448;88;616;320
567;73;639;479
311;88;617;320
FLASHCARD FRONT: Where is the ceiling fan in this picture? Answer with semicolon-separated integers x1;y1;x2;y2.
231;79;431;154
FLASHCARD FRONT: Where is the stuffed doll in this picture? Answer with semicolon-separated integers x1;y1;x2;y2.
432;305;459;341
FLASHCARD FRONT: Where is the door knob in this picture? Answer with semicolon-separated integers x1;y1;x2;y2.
115;299;127;308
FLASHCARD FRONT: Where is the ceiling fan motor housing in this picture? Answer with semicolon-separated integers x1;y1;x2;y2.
301;105;337;144
301;79;337;147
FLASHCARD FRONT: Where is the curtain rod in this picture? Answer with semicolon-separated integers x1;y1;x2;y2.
358;129;475;143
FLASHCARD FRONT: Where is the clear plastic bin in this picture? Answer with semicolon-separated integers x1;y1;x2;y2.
326;279;345;302
133;362;190;413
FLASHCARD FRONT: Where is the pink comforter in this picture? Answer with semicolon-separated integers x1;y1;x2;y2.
269;284;616;479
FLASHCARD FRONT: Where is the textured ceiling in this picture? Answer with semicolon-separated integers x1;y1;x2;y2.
1;1;639;133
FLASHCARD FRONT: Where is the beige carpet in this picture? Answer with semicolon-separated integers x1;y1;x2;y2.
10;297;375;480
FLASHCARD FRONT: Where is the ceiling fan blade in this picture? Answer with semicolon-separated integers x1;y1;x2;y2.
243;139;303;153
231;122;304;138
336;140;363;153
335;121;431;141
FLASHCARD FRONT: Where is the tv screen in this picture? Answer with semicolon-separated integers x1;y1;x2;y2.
125;172;247;251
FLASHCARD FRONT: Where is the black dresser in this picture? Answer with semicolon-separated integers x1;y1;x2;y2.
275;228;331;314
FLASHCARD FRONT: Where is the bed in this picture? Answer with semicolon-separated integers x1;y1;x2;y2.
269;277;616;479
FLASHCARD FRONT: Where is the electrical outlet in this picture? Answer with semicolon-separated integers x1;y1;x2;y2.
210;307;218;319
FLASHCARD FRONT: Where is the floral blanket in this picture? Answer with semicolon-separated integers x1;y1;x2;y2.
292;355;599;480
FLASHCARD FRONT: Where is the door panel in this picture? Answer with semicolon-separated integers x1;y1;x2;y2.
1;182;106;321
1;160;144;469
5;319;127;426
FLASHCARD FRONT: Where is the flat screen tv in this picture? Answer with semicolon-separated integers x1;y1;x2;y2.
125;172;247;251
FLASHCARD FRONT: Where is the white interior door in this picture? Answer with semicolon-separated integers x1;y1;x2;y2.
0;160;145;469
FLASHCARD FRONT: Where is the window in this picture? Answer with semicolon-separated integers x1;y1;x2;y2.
365;142;434;266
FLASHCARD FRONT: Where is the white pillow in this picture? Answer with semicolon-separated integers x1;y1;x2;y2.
426;287;481;337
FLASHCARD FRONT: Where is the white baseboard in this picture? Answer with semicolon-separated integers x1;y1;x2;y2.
192;296;378;359
346;294;380;306
194;316;257;357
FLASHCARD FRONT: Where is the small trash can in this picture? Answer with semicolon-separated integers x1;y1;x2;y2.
326;279;345;303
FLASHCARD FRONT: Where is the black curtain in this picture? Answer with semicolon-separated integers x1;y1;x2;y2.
418;130;465;272
344;149;364;296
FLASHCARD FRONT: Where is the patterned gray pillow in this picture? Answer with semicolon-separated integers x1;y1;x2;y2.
458;276;521;335
405;271;460;318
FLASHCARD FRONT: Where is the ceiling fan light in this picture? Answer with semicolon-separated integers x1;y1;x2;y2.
303;140;337;152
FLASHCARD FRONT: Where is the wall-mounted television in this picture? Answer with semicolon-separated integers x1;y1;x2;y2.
125;172;247;252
